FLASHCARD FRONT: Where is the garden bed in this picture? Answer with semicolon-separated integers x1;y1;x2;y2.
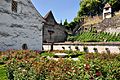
0;50;120;80
0;65;7;80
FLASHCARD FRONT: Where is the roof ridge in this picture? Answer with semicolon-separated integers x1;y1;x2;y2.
104;3;111;8
44;10;57;24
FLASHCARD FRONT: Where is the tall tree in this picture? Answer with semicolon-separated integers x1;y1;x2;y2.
77;0;120;17
63;19;69;29
63;19;68;26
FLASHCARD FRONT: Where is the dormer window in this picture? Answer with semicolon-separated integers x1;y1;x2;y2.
12;0;17;13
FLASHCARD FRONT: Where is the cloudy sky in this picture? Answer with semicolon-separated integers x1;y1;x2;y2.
31;0;80;23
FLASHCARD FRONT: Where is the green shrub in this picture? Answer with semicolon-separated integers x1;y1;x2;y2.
0;50;120;80
0;65;7;80
40;52;54;57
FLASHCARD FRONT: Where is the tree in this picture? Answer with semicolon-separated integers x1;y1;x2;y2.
63;19;69;29
63;19;68;26
77;0;120;17
60;20;62;25
68;22;76;31
78;0;101;17
63;19;77;31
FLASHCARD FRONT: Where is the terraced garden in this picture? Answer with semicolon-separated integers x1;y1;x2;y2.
68;31;120;42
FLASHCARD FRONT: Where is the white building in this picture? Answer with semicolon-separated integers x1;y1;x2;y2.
0;0;45;51
103;3;112;19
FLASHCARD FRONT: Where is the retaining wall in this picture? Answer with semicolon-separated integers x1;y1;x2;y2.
43;42;120;53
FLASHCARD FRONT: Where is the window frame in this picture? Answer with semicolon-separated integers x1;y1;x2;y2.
11;0;18;13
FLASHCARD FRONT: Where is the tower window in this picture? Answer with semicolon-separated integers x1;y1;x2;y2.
12;0;17;13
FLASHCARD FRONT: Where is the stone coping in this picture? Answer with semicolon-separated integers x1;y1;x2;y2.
43;42;120;45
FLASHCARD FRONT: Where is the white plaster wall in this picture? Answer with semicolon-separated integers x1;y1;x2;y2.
43;43;120;53
0;0;44;51
103;8;112;19
103;8;111;13
105;14;112;18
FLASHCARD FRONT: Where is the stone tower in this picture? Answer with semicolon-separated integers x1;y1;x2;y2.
0;0;45;51
103;3;112;19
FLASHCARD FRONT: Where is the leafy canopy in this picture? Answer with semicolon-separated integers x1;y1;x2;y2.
78;0;120;17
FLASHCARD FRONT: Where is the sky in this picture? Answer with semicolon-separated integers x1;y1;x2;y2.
31;0;80;23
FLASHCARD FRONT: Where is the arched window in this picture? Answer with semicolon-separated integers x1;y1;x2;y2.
12;0;17;13
22;44;28;50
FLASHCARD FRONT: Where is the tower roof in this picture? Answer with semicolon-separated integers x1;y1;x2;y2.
104;3;111;8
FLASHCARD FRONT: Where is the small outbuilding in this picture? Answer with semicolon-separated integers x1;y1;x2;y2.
43;11;67;43
103;3;112;19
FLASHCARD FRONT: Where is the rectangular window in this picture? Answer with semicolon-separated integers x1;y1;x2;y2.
12;0;17;13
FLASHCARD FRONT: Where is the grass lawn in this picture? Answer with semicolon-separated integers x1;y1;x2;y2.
0;65;7;80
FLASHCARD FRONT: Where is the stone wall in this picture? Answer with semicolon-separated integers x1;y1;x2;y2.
43;42;120;53
0;0;44;51
43;11;67;43
93;16;120;34
43;24;67;42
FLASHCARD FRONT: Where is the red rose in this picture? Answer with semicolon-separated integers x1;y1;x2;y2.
96;71;101;77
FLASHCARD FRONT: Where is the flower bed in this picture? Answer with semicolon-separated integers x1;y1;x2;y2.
0;65;7;80
0;50;120;80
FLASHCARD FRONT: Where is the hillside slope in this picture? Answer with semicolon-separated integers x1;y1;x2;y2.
93;15;120;33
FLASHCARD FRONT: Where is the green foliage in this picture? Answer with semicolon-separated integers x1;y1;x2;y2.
67;35;75;41
0;65;7;80
63;0;120;33
40;52;54;57
68;31;120;42
63;19;68;26
78;0;101;16
63;19;69;29
1;50;120;80
83;53;120;79
77;0;120;17
63;19;77;31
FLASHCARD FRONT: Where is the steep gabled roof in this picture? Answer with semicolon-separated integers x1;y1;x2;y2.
29;0;45;22
44;11;57;24
104;3;111;8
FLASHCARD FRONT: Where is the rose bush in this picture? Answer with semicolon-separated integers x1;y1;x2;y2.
0;50;120;80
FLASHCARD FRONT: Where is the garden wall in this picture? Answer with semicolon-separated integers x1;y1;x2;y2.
43;42;120;53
